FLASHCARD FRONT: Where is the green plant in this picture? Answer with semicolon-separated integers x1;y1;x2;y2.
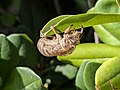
39;0;120;89
0;34;46;90
0;0;120;90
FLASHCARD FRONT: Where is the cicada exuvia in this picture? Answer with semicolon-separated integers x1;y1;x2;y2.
37;25;83;57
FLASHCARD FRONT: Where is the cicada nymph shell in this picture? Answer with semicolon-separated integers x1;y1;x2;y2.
37;25;83;57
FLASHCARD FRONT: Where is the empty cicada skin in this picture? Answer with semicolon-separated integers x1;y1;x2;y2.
37;26;83;57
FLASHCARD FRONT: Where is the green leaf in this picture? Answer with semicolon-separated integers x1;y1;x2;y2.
75;61;88;90
84;62;101;90
95;56;120;87
16;25;34;40
55;64;77;79
93;25;120;46
0;34;19;83
41;15;70;36
7;34;37;69
58;58;105;67
57;43;120;68
93;0;120;13
59;59;83;67
57;43;120;61
98;73;120;90
2;67;46;90
89;0;120;46
41;13;120;36
0;12;16;27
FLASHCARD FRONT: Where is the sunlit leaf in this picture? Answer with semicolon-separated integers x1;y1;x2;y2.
98;73;120;90
41;15;70;36
41;13;120;37
89;0;120;46
95;56;120;88
57;43;120;65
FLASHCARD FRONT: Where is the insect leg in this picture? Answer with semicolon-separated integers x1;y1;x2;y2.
80;25;83;33
95;85;99;90
50;26;58;35
64;24;73;33
50;26;62;40
77;24;84;38
109;80;117;90
40;31;46;37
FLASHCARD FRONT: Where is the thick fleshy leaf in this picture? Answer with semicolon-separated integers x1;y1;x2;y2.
16;25;33;40
93;25;120;46
0;34;19;83
95;56;120;87
41;15;70;36
40;13;120;36
98;73;120;90
89;0;120;46
93;0;120;13
55;64;77;79
2;67;46;90
57;43;120;65
75;61;88;90
58;59;83;67
7;34;37;69
84;62;101;90
58;58;106;68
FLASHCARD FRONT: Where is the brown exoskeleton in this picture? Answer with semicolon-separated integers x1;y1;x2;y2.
37;25;83;57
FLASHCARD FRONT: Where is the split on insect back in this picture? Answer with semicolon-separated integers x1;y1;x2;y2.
37;24;83;57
